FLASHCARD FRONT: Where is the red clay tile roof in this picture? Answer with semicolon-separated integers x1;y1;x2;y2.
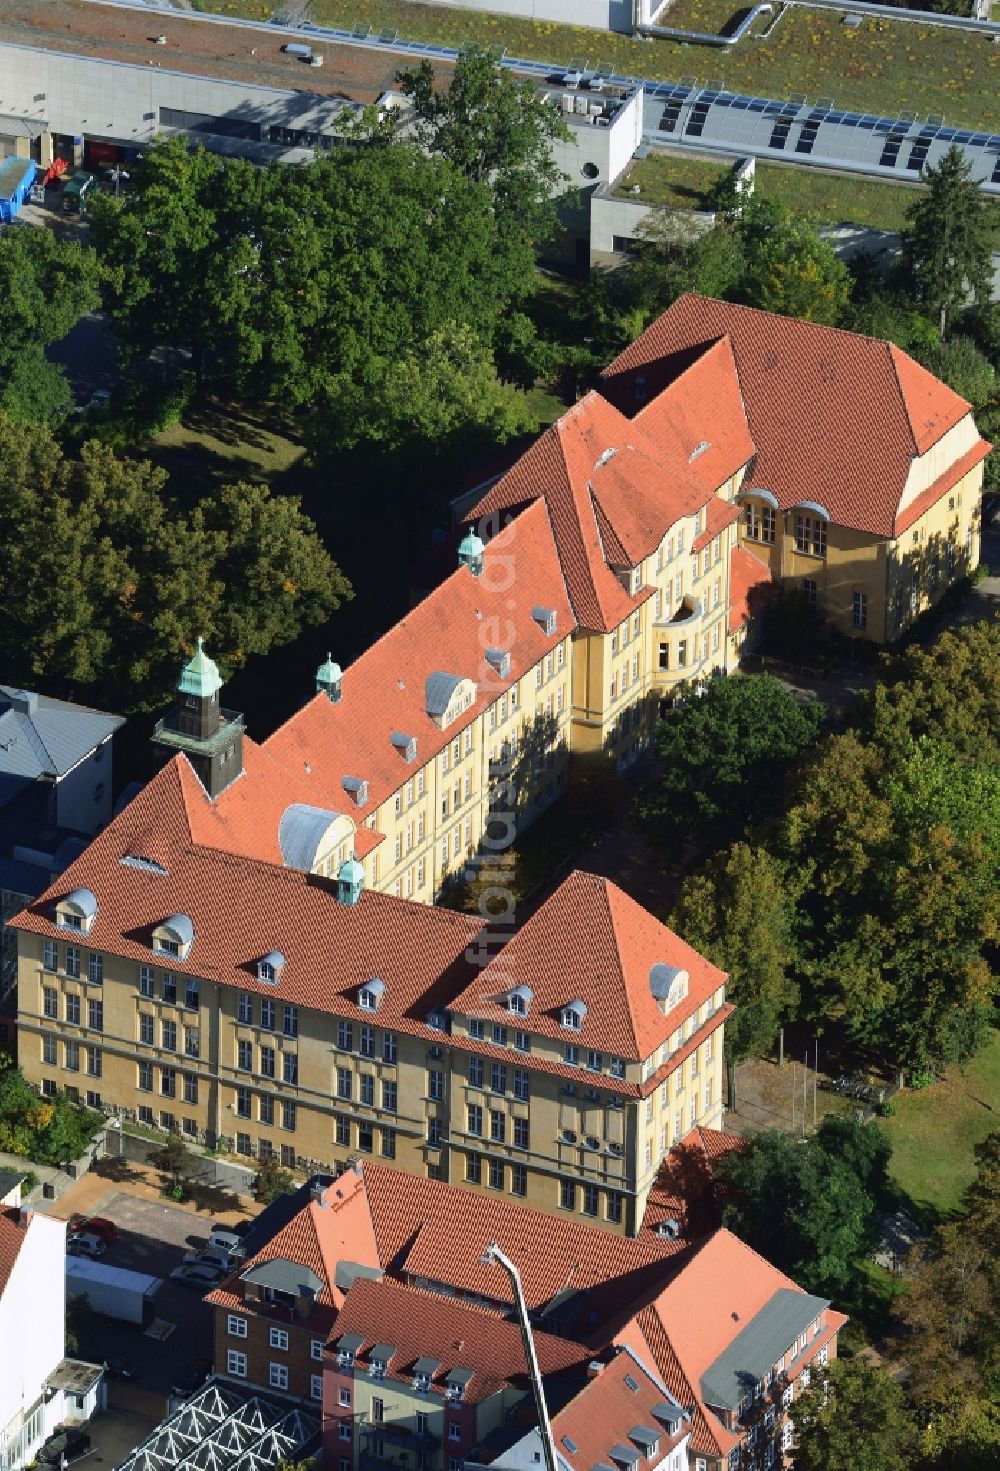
728;545;776;633
602;295;975;539
174;741;383;865
0;1208;27;1298
612;1229;847;1456
633;336;755;495
208;1171;379;1319
12;771;483;1033
448;871;728;1062
263;498;575;812
550;1347;689;1471
468;391;732;633
641;1127;748;1243
330;1277;591;1403
359;1162;679;1332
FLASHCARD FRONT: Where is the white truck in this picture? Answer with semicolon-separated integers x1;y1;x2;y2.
66;1258;163;1326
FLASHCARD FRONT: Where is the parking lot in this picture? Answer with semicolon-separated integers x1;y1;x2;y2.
69;1193;236;1416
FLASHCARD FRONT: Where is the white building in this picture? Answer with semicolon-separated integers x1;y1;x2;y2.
0;1208;102;1471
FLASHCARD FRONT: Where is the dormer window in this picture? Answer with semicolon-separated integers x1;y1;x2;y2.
153;913;195;961
342;776;369;808
505;985;532;1016
359;977;386;1012
485;648;511;680
531;606;557;637
412;1357;440;1393
56;888;98;936
414;1371;431;1392
560;1000;587;1031
391;731;418;763
369;1343;394;1380
649;964;689;1014
258;951;285;984
427;1008;447;1032
445;1370;473;1401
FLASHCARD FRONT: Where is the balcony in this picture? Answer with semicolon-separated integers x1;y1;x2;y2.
360;1422;441;1450
654;595;702;630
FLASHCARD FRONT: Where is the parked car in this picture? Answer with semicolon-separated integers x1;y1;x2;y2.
170;1261;224;1289
67;1233;105;1259
182;1247;235;1273
37;1429;91;1465
69;1216;118;1245
171;1358;213;1396
207;1229;245;1258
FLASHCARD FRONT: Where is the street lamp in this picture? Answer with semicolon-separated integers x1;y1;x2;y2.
481;1244;559;1471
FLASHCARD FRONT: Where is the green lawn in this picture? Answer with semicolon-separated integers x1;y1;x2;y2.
233;0;1000;134
616;150;1000;231
878;1029;1000;1222
145;401;306;506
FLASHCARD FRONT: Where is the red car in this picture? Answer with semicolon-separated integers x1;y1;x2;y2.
69;1215;118;1245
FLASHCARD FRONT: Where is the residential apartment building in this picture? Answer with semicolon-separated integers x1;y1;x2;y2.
614;1230;846;1471
0;1208;103;1471
13;748;728;1233
326;1277;592;1471
601;295;990;644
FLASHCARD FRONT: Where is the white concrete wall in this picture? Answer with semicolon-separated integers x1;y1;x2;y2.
0;1212;66;1470
0;41;353;153
54;738;114;837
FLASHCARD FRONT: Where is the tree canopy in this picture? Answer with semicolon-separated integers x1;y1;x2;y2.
902;144;998;337
0;413;350;712
639;673;825;849
792;1358;914;1471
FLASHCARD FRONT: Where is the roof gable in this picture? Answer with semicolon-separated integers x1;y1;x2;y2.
0;686;122;783
602;295;972;538
448;871;727;1061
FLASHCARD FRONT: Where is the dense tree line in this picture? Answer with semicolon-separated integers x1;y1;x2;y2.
0;414;349;711
662;623;1000;1078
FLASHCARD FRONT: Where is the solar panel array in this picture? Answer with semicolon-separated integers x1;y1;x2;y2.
649;84;1000;189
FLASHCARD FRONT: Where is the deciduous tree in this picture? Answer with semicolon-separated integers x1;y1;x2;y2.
792;1359;913;1471
0;226;102;421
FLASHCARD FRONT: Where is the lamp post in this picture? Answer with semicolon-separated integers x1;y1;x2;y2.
481;1244;559;1471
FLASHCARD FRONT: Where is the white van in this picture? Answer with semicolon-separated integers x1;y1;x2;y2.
207;1229;244;1258
69;1232;106;1259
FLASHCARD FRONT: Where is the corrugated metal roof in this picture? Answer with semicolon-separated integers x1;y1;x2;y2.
700;1288;828;1411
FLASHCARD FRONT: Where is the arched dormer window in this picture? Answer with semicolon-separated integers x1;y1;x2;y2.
153;913;195;961
649;963;689;1014
258;951;285;984
505;985;533;1016
359;977;386;1012
56;888;98;935
560;999;587;1031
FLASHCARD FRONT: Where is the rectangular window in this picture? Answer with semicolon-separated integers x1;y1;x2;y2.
744;502;776;544
560;1179;576;1211
513;1068;529;1101
358;1121;373;1153
466;1151;481;1184
582;1184;599;1216
468;1056;483;1088
337;1067;352;1100
269;1327;289;1351
237;1038;252;1071
43;940;58;971
606;1191;623;1224
511;1163;527;1196
490;1109;506;1143
161;1066;176;1098
488;1158;504;1190
269;1364;289;1391
228;1314;248;1338
236;1085;251;1117
42;1034;57;1065
852;591;867;629
260;998;275;1030
429;1069;444;1100
259;1045;275;1078
88;953;103;986
360;1074;375;1107
803;577;818;607
514;1116;530;1149
281;1100;296;1132
259;1094;274;1125
237;992;252;1024
161;973;176;1005
795;515;827;558
138;1061;153;1092
382;1080;397;1113
383;1032;397;1065
490;1062;506;1094
381;1127;396;1159
43;986;57;1019
162;1019;177;1052
335;1114;351;1147
139;965;154;998
86;1046;101;1078
227;1351;247;1378
65;946;80;980
65;993;80;1025
338;1020;354;1052
283;1005;298;1038
282;1052;298;1086
184;1073;198;1106
467;1105;483;1136
184;1026;199;1058
184;979;199;1010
